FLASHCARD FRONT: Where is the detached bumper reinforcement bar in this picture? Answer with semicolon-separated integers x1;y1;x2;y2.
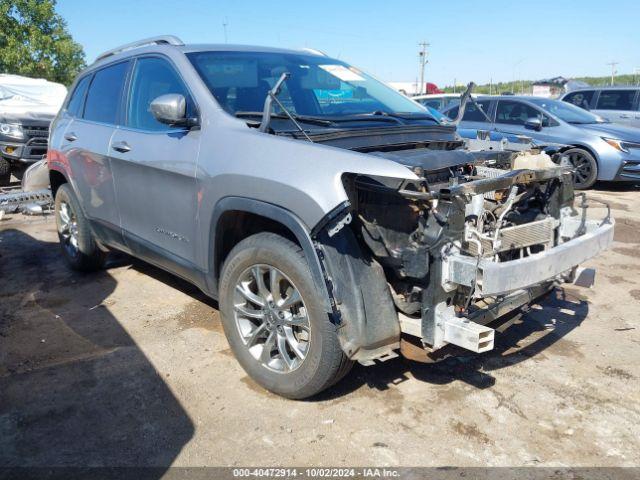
0;188;53;214
443;218;614;296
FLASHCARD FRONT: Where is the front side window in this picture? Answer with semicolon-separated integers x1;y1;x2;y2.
596;90;636;111
66;75;91;117
563;90;594;110
83;61;129;124
186;51;432;121
127;57;193;131
495;101;541;125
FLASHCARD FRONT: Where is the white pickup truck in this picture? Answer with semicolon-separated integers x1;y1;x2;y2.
0;74;66;185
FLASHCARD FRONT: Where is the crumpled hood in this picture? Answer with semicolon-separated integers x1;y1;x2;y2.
579;122;640;143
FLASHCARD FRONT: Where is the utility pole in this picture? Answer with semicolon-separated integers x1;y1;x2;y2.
512;59;524;94
222;17;229;43
606;61;618;86
418;41;430;95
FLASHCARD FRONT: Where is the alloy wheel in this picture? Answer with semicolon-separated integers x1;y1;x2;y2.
233;264;311;373
566;151;593;187
57;201;80;257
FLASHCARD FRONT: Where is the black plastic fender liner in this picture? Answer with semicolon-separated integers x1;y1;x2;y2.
209;196;332;312
316;224;401;362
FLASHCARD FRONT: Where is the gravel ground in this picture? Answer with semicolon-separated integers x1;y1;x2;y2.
1;184;639;468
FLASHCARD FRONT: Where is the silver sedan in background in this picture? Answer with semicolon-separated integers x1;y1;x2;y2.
444;96;640;188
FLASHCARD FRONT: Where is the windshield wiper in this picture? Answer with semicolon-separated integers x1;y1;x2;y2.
369;110;438;123
312;112;408;125
256;72;313;141
235;111;335;127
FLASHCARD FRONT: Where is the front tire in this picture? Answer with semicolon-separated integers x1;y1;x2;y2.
54;184;104;271
219;232;352;399
565;148;597;189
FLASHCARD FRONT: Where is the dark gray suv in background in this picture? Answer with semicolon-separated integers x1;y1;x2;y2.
48;36;613;398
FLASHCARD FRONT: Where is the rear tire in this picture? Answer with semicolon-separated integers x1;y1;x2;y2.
54;184;104;271
564;148;597;189
0;157;11;186
219;232;353;399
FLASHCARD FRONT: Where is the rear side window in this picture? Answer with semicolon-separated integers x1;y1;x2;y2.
420;99;441;110
563;90;594;110
446;100;491;122
443;97;460;109
83;62;129;124
66;75;91;117
596;90;636;111
126;57;193;131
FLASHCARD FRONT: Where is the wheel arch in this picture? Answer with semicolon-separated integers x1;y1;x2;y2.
49;168;69;197
566;143;599;164
209;197;332;312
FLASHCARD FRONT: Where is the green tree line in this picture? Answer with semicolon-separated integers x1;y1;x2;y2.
442;74;640;95
0;0;85;85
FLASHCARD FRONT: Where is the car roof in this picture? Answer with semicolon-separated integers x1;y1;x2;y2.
565;85;640;91
177;44;325;56
412;93;462;99
473;95;554;102
89;39;329;69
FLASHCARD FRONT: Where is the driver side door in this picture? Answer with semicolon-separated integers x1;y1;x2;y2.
110;55;202;277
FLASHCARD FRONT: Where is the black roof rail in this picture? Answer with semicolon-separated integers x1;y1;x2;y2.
95;35;184;62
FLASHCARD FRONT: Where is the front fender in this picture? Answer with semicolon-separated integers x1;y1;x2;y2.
207;196;332;312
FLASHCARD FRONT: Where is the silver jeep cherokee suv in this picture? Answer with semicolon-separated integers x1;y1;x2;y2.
48;36;614;398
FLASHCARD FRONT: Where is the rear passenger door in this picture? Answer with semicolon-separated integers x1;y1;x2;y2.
110;55;201;272
62;61;129;248
592;89;639;127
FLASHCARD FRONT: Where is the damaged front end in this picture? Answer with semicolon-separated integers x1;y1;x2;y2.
313;148;614;364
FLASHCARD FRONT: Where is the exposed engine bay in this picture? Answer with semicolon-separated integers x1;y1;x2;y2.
325;144;614;362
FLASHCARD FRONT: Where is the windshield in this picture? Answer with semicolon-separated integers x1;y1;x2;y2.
527;97;606;124
186;50;434;124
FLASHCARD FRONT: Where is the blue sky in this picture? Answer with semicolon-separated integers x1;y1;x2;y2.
57;0;640;87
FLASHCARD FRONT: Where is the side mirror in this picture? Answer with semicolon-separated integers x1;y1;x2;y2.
150;94;197;127
525;117;543;131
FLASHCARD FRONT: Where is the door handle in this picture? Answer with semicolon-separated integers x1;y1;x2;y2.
64;132;78;142
620;114;630;119
112;141;131;153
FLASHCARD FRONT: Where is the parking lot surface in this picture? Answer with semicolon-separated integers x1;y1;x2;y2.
1;185;639;468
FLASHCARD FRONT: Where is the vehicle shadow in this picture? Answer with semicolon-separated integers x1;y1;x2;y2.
122;250;590;401
104;251;217;309
0;228;194;469
315;288;589;400
594;181;640;192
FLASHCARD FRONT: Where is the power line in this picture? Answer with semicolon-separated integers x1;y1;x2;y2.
418;41;430;95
